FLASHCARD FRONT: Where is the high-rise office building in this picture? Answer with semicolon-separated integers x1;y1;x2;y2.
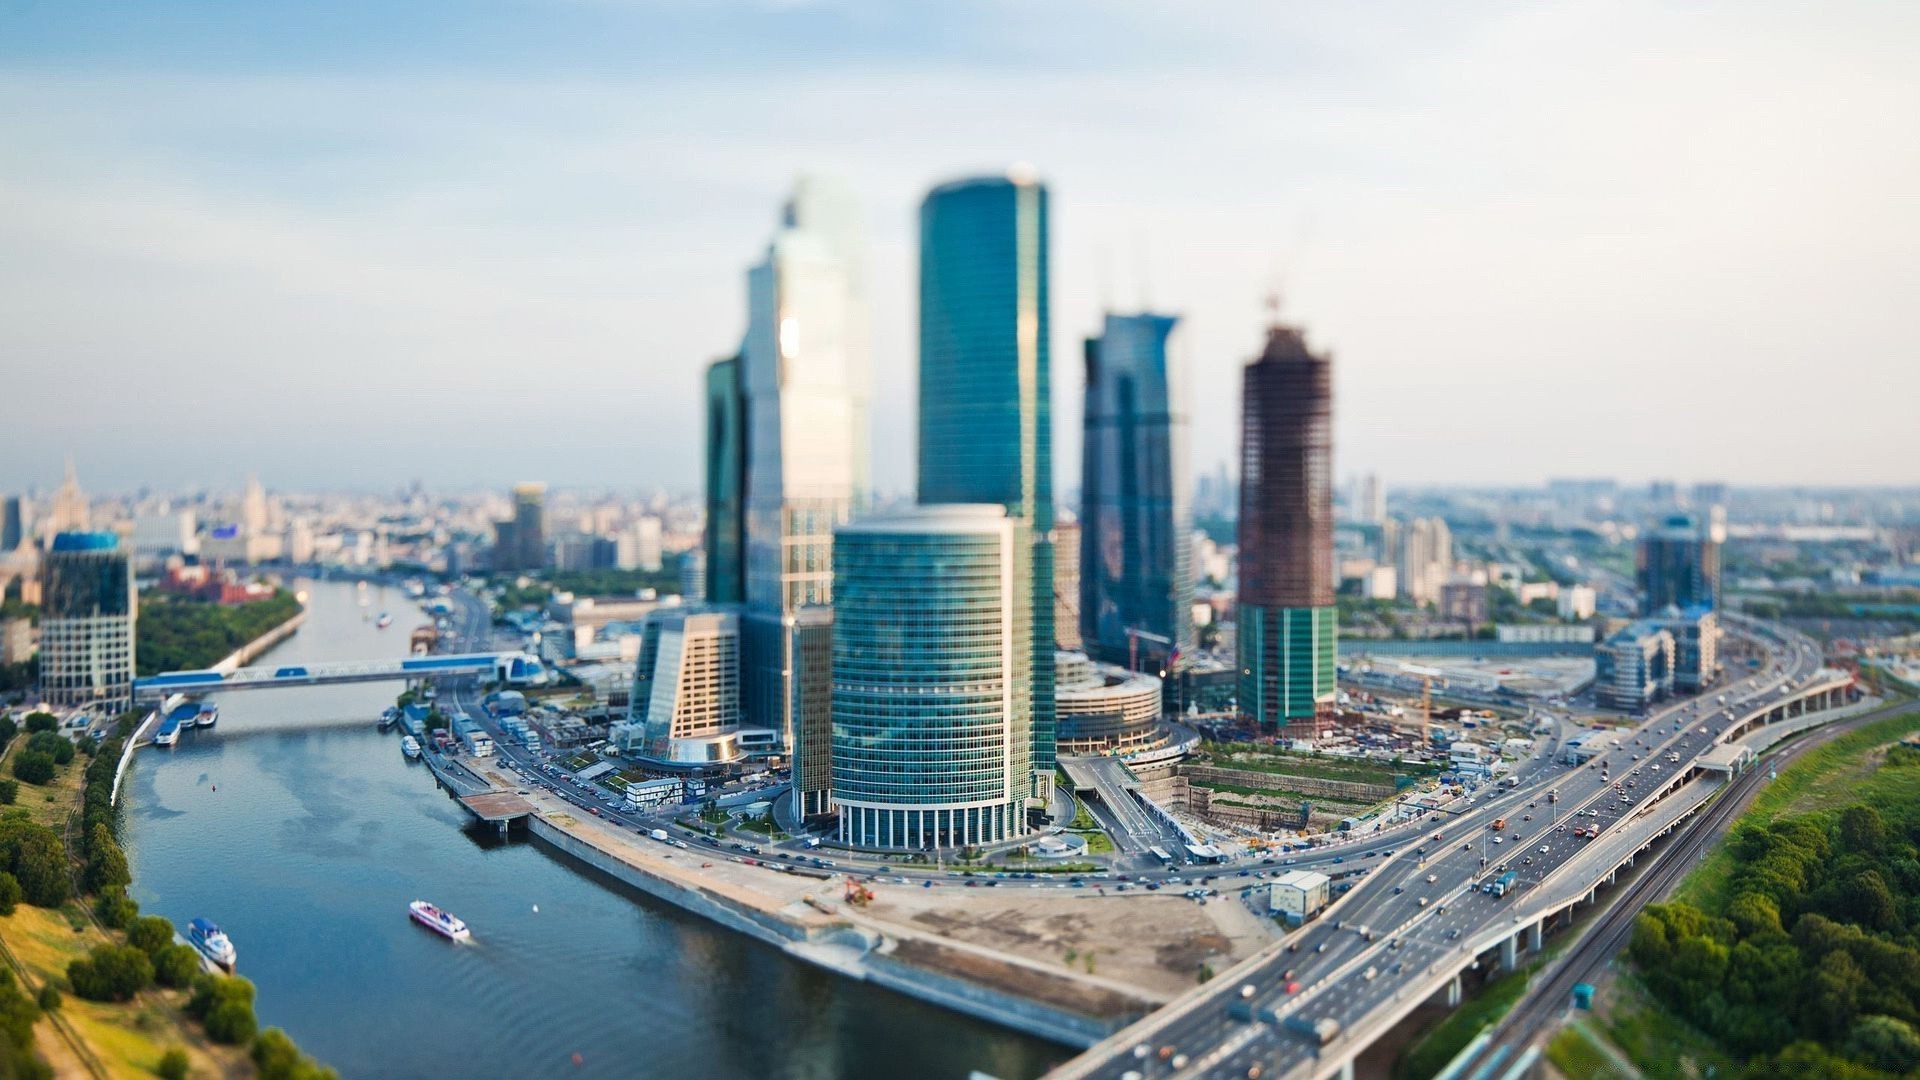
242;474;268;536
1053;519;1082;653
830;506;1030;849
678;549;707;602
1637;513;1720;614
1080;312;1192;676
918;172;1054;800
1236;318;1336;733
40;532;135;712
738;177;870;780
621;608;743;765
1;496;23;552
1358;473;1386;525
704;355;747;604
494;483;548;572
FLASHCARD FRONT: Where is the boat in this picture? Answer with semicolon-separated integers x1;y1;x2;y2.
408;900;469;941
187;918;237;972
194;704;218;729
376;612;393;629
154;708;187;747
401;735;422;760
378;706;400;731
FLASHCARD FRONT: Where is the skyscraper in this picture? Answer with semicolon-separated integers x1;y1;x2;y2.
1236;317;1336;733
830;506;1030;849
44;458;89;541
1397;517;1453;606
1;496;22;552
738;176;870;774
1637;513;1721;614
1053;518;1082;653
40;531;135;712
622;608;743;765
511;483;546;571
1080;311;1192;676
703;355;747;605
918;172;1054;800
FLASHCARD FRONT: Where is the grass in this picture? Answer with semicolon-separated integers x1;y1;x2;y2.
1547;1022;1633;1080
0;904;242;1079
1600;976;1735;1080
1674;703;1920;908
1393;963;1536;1080
1195;744;1413;786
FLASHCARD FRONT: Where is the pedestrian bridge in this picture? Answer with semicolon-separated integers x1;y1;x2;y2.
133;652;547;701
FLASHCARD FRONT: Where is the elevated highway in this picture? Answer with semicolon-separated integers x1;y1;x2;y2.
1051;619;1852;1080
133;651;546;701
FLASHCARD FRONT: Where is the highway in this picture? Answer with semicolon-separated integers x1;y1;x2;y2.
1472;692;1913;1068
1057;618;1837;1080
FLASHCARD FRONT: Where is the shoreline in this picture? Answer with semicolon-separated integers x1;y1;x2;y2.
434;753;1167;1051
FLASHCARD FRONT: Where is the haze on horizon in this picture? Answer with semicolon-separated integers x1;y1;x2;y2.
2;1;1916;496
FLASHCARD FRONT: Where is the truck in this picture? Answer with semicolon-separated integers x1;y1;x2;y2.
1491;818;1507;831
1491;871;1518;898
649;829;670;842
1283;1015;1342;1046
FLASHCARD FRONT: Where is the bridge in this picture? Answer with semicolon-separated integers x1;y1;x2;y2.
132;651;547;702
1052;619;1856;1080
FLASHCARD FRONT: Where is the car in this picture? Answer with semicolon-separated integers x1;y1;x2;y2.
1239;983;1257;999
1493;836;1505;845
1418;897;1429;907
1426;873;1438;883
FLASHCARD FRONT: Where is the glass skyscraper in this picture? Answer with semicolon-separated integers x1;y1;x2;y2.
1237;319;1337;733
1637;513;1721;615
918;172;1054;801
830;506;1030;850
703;355;746;605
1080;312;1193;677
737;176;871;798
41;531;135;712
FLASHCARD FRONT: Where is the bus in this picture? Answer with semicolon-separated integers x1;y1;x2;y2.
1148;846;1175;866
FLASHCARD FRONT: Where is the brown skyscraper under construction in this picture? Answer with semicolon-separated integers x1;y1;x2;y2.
1236;318;1337;732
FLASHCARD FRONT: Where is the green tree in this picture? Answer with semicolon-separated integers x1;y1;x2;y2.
126;915;174;957
84;826;130;893
0;780;18;806
1845;1014;1920;1073
94;887;138;929
0;874;19;917
156;1047;189;1080
153;945;199;989
24;732;72;767
203;1000;258;1045
9;753;53;786
21;714;55;734
66;944;154;1002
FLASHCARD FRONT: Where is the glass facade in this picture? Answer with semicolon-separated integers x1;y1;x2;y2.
1636;514;1720;615
1238;606;1336;728
703;355;746;605
918;174;1055;797
624;609;742;765
41;531;135;711
830;507;1030;850
1080;312;1193;676
739;177;870;764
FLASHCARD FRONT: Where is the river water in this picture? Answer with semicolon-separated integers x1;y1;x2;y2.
124;579;1072;1080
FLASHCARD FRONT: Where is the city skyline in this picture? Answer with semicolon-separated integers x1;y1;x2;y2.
5;2;1918;493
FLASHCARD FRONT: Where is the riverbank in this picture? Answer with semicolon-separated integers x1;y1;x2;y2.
449;759;1276;1049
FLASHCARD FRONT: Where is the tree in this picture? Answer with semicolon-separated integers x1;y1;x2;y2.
0;718;15;749
0;780;16;806
24;732;72;767
153;945;199;989
203;999;258;1045
85;826;130;893
126;915;174;957
67;944;154;1002
156;1047;189;1080
21;714;55;735
0;820;69;906
9;753;52;786
95;887;138;929
0;874;19;918
1846;1014;1920;1073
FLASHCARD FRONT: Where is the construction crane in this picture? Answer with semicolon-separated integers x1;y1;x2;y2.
1125;628;1175;675
1399;664;1446;739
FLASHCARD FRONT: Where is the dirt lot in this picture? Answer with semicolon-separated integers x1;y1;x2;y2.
872;887;1278;999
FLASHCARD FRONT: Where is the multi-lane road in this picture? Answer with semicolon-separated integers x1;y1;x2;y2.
1059;618;1835;1080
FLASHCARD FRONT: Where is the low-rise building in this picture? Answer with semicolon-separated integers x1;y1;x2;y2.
1269;869;1332;924
1055;651;1166;755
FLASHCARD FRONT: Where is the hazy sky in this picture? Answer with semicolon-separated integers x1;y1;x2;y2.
3;1;1916;496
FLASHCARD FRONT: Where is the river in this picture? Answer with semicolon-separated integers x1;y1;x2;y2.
124;579;1073;1080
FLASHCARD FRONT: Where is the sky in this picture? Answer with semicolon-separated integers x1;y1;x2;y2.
2;0;1917;497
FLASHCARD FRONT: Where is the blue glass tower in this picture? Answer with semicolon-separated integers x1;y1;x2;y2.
919;173;1054;801
1080;312;1193;677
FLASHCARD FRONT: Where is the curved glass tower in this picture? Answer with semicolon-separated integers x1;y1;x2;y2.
918;173;1054;801
1080;312;1193;676
830;506;1031;850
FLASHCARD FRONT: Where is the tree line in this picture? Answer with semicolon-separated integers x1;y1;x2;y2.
135;590;301;676
1632;748;1920;1076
